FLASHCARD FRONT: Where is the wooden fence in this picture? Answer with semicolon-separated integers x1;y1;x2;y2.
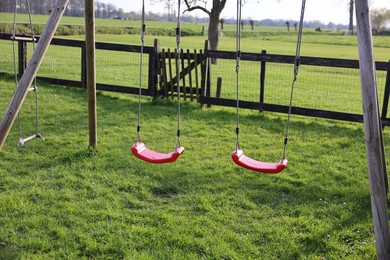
0;34;205;101
1;33;390;126
201;48;390;126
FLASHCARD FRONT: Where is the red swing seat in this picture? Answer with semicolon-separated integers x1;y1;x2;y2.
232;149;287;174
131;141;184;164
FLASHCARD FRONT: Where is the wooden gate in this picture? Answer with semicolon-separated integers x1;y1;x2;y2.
158;48;204;102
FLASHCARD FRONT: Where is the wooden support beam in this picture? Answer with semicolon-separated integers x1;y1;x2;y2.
85;0;97;148
0;0;69;149
355;1;390;259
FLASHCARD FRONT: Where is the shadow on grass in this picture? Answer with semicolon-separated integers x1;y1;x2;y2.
0;244;21;259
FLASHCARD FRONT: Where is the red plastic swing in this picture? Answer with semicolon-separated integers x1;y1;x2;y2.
231;149;287;174
229;0;305;174
131;0;184;165
131;141;184;164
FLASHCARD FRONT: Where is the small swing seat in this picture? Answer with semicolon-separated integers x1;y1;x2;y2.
131;141;184;164
232;149;287;174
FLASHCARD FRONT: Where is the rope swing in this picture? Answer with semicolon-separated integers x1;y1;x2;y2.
231;0;306;174
131;0;184;163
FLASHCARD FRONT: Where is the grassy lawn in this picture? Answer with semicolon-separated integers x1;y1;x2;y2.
0;71;389;258
0;13;390;258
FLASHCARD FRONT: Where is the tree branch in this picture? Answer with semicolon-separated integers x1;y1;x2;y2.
183;0;211;16
184;5;211;16
217;0;227;13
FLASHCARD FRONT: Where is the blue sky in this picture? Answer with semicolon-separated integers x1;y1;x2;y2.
103;0;390;25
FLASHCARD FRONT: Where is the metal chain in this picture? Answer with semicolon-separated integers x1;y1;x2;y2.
136;0;146;143
25;0;39;134
282;0;306;160
136;0;182;150
176;0;182;149
235;0;242;151
12;0;40;140
12;0;22;139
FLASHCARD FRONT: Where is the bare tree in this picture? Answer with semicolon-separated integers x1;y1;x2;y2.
183;0;226;64
106;3;115;18
151;0;177;21
249;19;254;30
220;18;225;30
182;0;281;63
370;8;390;33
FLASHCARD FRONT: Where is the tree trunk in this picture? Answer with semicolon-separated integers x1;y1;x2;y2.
208;9;220;64
183;0;226;64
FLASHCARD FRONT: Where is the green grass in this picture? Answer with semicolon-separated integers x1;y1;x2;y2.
57;32;390;61
0;73;388;258
1;15;390;257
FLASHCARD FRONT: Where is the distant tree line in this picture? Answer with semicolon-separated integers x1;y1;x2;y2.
2;0;388;32
0;0;53;14
0;0;124;19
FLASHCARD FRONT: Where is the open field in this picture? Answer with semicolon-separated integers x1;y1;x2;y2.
1;11;390;60
0;13;390;258
0;12;288;32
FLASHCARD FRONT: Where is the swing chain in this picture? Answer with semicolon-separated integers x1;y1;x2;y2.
135;0;183;151
282;0;306;160
175;0;182;150
136;0;146;143
234;0;243;151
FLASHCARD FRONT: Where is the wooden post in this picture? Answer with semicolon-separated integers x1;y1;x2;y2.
18;40;27;77
0;0;69;150
81;44;87;89
85;0;97;148
150;38;160;98
355;1;390;259
216;76;222;98
260;50;267;111
202;40;212;108
381;61;390;122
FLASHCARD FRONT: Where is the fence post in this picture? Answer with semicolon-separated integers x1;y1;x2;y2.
259;49;267;111
380;61;390;193
202;40;212;107
216;76;222;98
150;38;160;98
81;43;87;88
380;60;390;126
18;40;27;77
